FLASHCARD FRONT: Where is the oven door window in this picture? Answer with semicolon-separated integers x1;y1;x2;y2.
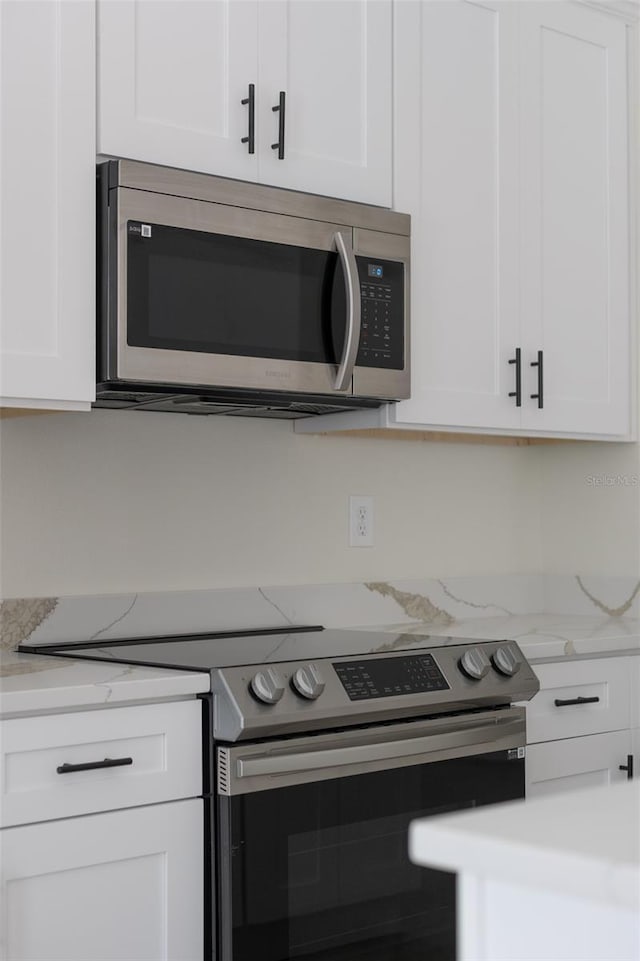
126;222;346;364
217;750;524;961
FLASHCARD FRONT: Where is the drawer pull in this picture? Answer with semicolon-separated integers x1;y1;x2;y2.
56;757;133;775
553;696;600;708
619;755;634;780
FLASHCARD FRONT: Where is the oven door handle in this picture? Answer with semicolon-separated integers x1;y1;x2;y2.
333;231;361;391
221;711;525;795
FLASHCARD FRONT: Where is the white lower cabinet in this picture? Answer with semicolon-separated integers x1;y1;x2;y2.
525;655;636;799
0;700;204;961
0;799;203;961
526;729;633;798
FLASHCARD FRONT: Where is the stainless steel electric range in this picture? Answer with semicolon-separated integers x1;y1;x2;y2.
21;626;540;961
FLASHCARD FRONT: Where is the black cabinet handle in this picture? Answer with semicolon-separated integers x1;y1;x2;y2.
508;347;522;407
56;757;133;775
241;83;255;154
554;696;600;707
530;350;544;408
619;755;634;780
271;91;286;159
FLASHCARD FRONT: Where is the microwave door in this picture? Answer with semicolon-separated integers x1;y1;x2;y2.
111;187;355;396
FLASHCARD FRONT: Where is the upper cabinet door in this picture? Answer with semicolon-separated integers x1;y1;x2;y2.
256;0;392;205
519;3;630;436
0;1;95;410
393;1;521;430
97;0;259;180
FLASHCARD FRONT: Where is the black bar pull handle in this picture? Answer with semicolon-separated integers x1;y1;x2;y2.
619;754;634;780
530;350;544;408
57;757;133;775
508;347;522;406
554;696;600;707
240;83;255;154
271;91;286;159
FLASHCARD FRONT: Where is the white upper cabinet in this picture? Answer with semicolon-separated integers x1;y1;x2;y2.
98;0;259;182
0;1;95;410
394;1;521;431
398;0;633;439
518;3;631;436
97;0;392;206
300;0;634;440
257;1;392;205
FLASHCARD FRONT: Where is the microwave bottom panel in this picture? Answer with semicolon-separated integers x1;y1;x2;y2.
94;383;383;420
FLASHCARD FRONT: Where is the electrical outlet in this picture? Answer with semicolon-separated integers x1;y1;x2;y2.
349;495;374;547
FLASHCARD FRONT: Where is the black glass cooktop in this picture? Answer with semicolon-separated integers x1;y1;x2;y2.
19;627;483;673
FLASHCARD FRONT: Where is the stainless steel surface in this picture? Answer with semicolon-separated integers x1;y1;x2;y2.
249;667;285;705
217;707;526;795
102;160;411;405
210;640;540;741
493;644;523;677
460;647;491;680
291;663;325;700
112;159;410;235
114;187;353;396
333;231;362;391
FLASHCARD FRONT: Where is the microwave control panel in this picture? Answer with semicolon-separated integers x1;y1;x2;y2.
356;257;405;370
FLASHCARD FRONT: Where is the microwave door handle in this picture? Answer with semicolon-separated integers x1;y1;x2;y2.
333;231;361;391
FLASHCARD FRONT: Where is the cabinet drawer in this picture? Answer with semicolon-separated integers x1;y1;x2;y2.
0;700;202;827
526;658;631;744
526;730;632;798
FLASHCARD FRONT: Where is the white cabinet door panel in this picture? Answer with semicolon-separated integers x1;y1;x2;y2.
0;800;203;961
526;730;633;798
0;701;202;827
98;0;258;181
519;3;630;436
0;1;95;409
257;0;391;205
393;1;521;430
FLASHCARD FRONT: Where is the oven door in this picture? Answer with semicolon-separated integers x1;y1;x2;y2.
106;185;380;397
215;708;525;961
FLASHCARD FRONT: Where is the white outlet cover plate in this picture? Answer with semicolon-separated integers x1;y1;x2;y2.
349;495;374;547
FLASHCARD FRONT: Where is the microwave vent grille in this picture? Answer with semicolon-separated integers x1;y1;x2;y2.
94;387;381;420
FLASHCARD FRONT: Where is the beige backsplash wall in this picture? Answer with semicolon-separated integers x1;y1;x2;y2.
539;440;640;577
0;409;543;598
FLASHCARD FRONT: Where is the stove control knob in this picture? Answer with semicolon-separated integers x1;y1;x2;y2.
492;645;523;677
292;663;325;700
250;667;285;705
459;647;491;681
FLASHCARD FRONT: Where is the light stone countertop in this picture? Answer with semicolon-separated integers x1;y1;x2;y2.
409;779;640;911
3;612;640;718
0;648;210;718
355;613;640;663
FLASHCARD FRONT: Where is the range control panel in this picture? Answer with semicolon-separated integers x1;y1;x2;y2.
334;653;449;701
207;640;541;741
356;257;404;371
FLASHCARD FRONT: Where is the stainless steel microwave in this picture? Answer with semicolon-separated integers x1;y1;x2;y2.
96;160;410;418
